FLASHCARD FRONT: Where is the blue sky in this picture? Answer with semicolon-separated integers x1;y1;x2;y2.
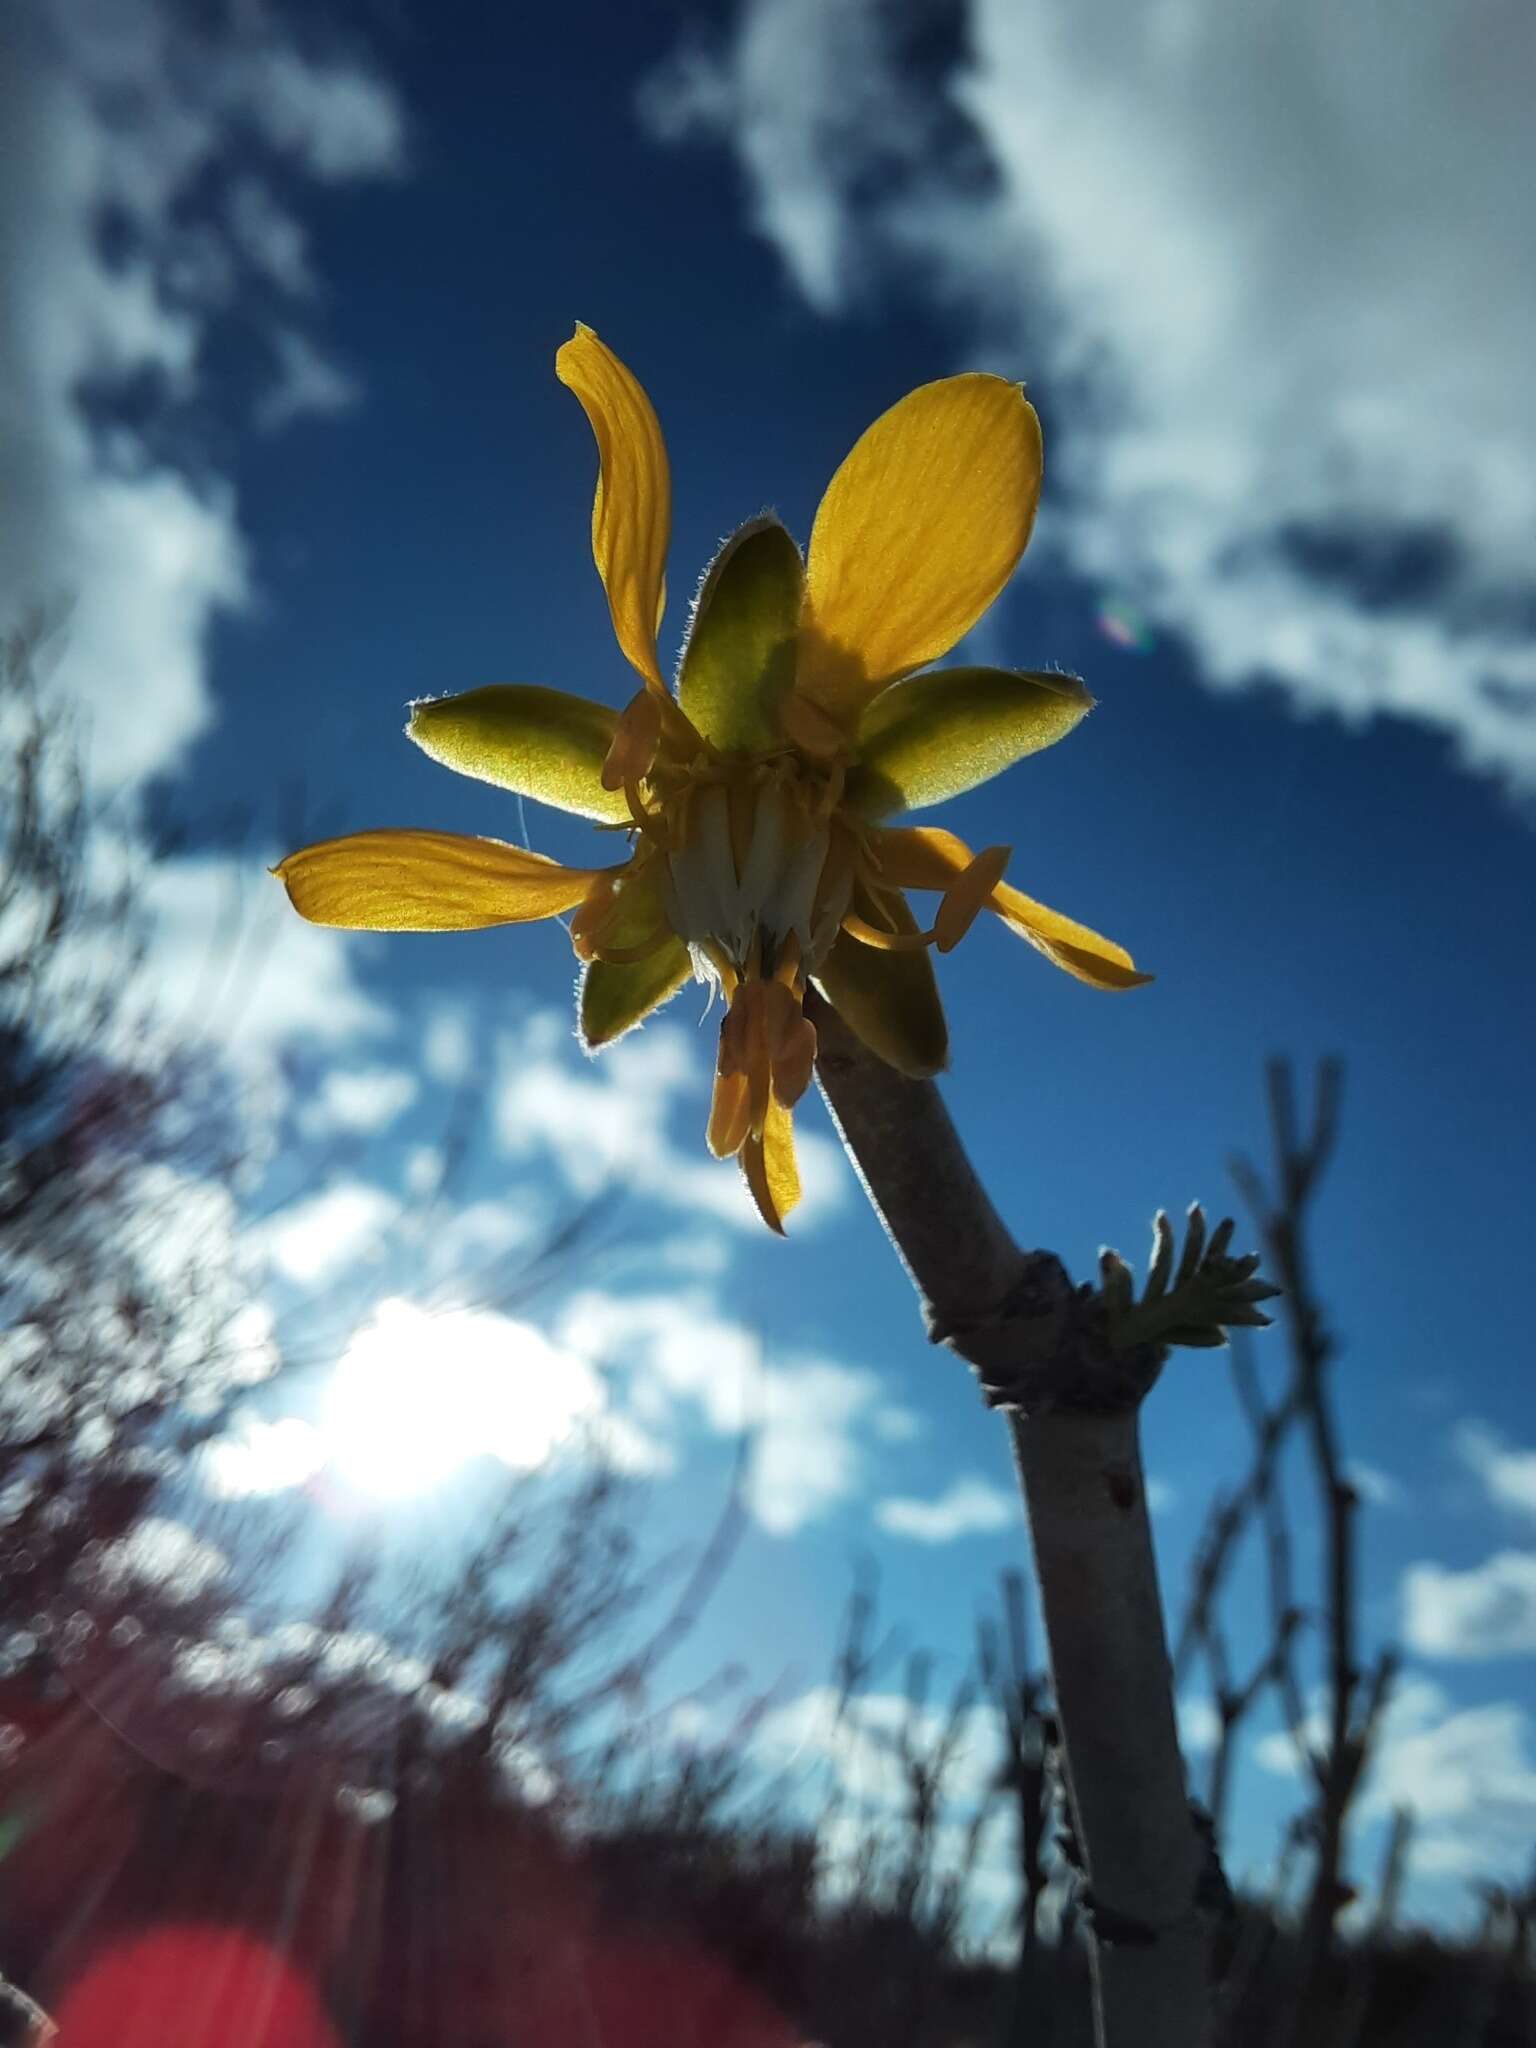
5;0;1536;1926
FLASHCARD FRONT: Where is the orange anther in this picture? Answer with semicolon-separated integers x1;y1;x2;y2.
600;688;663;792
707;1066;752;1159
772;1010;818;1107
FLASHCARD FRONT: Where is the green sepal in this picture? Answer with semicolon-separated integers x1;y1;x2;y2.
812;886;948;1078
677;518;804;754
845;667;1092;818
578;862;691;1047
408;685;629;823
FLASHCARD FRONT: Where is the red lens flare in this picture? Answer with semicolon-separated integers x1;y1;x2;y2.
50;1926;338;2048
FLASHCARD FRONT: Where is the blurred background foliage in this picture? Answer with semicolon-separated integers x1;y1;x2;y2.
3;624;1534;2046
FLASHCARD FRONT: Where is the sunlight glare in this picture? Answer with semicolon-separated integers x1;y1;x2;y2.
320;1299;606;1498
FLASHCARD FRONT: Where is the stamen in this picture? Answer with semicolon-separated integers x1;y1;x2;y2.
839;911;936;954
696;939;739;1001
780;690;847;760
813;758;847;822
765;816;832;958
700;786;745;946
934;845;1012;954
707;1067;752;1158
809;833;858;962
772;1008;817;1107
601;689;663;791
773;931;803;988
623;776;670;843
737;780;790;916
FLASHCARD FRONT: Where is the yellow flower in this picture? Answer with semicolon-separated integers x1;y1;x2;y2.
276;326;1149;1232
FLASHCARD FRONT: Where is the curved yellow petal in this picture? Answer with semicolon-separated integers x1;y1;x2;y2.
741;1096;800;1234
872;825;1151;991
846;667;1092;818
678;518;804;753
274;829;607;932
812;888;948;1077
408;686;629;823
798;375;1043;721
556;324;670;691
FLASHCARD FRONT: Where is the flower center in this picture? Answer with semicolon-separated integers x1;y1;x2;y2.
653;759;854;991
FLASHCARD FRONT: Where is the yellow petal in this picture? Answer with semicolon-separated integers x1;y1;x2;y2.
798;375;1043;721
873;825;1152;991
408;686;630;823
846;667;1091;818
813;887;949;1077
741;1096;801;1234
556;324;670;691
273;830;606;931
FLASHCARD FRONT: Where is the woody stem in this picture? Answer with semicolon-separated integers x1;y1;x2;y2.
808;992;1212;2048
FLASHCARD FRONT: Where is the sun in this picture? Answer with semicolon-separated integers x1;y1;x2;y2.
201;1300;620;1505
317;1299;608;1499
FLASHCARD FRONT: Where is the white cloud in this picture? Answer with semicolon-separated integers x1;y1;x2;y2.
750;1358;883;1535
756;1683;1003;1820
1402;1551;1536;1660
226;44;406;181
142;851;389;1069
648;0;1536;789
202;1413;325;1499
260;1180;398;1285
875;1474;1014;1544
256;328;361;433
422;1004;475;1085
1456;1422;1536;1518
403;1145;445;1198
495;1010;848;1234
1258;1675;1536;1890
1177;1694;1222;1758
557;1286;887;1533
1348;1461;1404;1510
653;1232;733;1279
0;1;404;788
559;1288;756;1435
1366;1683;1536;1851
752;1684;1009;1916
227;178;313;296
298;1064;419;1138
639;4;912;318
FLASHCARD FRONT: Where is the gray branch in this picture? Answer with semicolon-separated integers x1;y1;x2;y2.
810;993;1220;2048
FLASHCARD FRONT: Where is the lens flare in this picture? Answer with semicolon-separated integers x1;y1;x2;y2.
1097;596;1154;653
50;1926;337;2048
